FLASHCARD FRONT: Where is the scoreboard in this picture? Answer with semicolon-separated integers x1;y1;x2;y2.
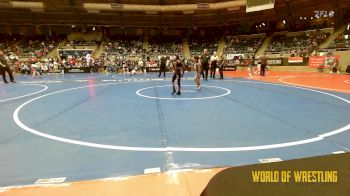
246;0;275;13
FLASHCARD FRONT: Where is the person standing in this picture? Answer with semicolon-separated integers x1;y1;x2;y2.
210;52;219;79
218;53;226;80
193;55;202;90
122;59;128;75
260;54;268;76
171;55;183;95
0;51;15;83
245;55;254;77
201;49;210;81
159;55;166;77
138;58;146;76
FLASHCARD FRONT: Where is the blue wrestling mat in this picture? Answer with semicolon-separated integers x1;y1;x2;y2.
0;73;349;186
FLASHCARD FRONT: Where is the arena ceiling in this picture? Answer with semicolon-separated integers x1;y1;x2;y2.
0;0;348;28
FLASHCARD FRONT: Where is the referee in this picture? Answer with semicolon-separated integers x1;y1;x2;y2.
260;54;268;76
201;49;210;81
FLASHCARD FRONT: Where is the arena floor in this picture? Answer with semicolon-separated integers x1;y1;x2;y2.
0;71;349;187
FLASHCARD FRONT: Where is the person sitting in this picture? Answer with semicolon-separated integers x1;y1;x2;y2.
41;62;49;74
330;58;340;74
21;62;31;75
31;62;43;79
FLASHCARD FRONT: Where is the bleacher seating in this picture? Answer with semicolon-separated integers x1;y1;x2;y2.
189;35;218;56
328;29;350;48
0;35;58;59
266;31;329;56
148;36;183;55
224;36;263;54
103;36;144;57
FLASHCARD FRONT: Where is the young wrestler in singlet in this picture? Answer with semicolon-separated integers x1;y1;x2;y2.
171;55;183;95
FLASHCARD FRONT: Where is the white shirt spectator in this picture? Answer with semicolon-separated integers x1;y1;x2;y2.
166;59;171;68
138;60;143;67
211;55;219;62
31;63;39;68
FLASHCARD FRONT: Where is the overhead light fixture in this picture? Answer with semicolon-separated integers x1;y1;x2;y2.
71;25;75;28
262;23;265;26
347;23;350;31
304;17;306;20
282;20;286;24
300;17;302;20
92;26;95;31
311;17;313;19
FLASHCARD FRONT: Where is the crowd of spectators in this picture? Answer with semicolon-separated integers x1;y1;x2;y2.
224;36;263;54
0;35;58;59
1;27;344;76
148;36;183;55
329;29;350;48
10;54;109;75
103;36;143;56
61;39;97;47
266;30;329;56
189;35;218;56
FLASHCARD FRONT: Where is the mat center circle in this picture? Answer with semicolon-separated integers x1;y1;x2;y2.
136;85;231;100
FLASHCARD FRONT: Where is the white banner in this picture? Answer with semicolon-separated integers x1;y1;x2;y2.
226;53;244;60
